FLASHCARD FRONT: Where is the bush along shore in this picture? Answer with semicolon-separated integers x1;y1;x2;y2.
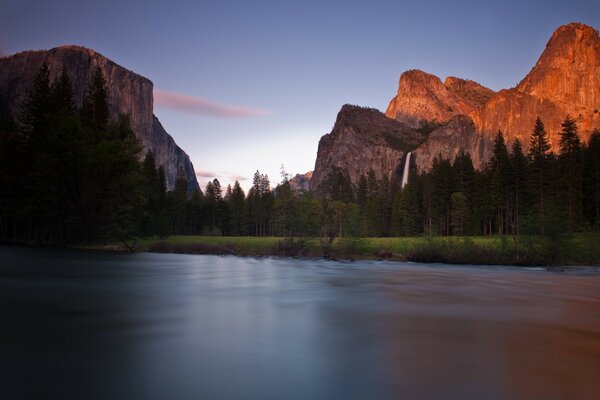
131;234;600;267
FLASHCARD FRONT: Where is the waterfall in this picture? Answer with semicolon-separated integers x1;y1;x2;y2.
401;151;411;189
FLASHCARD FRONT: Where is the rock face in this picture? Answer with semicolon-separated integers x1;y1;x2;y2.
289;171;312;192
413;116;493;171
310;105;430;191
384;70;484;128
0;45;199;192
312;22;600;190
473;22;600;149
444;76;496;109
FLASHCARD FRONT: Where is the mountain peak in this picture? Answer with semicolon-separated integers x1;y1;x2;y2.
549;22;598;41
385;70;479;128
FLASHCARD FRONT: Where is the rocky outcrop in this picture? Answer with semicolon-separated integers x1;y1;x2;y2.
413;116;493;171
310;105;430;191
384;70;483;128
473;22;600;149
289;171;312;192
444;77;496;109
0;45;199;192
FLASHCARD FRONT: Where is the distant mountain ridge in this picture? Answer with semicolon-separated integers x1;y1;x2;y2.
311;22;600;192
0;45;199;192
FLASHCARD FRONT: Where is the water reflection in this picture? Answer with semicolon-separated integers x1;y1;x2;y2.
1;247;599;399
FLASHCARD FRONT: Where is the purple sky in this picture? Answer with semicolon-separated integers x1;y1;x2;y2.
3;0;600;191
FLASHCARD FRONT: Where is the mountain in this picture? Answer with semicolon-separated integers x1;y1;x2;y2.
385;70;494;128
312;22;600;191
310;105;430;192
288;171;312;192
473;22;600;149
0;45;199;192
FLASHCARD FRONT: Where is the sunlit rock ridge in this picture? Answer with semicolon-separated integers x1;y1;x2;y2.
0;45;199;192
311;22;600;192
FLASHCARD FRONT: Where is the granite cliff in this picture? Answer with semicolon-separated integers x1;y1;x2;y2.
310;105;430;192
384;70;491;128
288;171;312;192
312;22;600;192
0;45;199;192
473;22;600;149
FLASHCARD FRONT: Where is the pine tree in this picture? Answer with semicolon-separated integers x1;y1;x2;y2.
450;192;468;235
558;115;583;231
228;180;247;235
584;130;600;228
51;67;75;113
509;139;528;236
172;166;188;234
248;171;272;236
430;156;453;235
364;169;383;236
452;150;475;232
82;68;109;131
527;117;551;234
394;173;422;236
21;62;52;141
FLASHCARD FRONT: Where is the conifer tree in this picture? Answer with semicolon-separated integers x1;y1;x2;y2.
82;68;109;131
51;67;75;113
172;166;188;234
584;130;600;228
228;180;247;235
528;117;551;233
558;115;583;231
509;139;528;235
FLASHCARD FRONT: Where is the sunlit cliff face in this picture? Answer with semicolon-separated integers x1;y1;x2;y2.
312;23;600;189
473;22;600;149
387;23;600;151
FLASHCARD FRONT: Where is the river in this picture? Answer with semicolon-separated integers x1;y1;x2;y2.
1;246;600;399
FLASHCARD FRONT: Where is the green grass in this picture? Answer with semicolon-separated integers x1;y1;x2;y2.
131;233;600;266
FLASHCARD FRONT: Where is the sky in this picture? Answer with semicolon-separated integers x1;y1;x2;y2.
2;0;600;192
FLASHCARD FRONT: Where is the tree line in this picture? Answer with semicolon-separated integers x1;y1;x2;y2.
2;64;600;249
150;113;600;245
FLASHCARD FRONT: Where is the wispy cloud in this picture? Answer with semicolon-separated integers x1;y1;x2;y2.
195;170;217;179
154;89;271;118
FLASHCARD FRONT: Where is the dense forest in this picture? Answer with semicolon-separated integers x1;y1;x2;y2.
1;64;600;250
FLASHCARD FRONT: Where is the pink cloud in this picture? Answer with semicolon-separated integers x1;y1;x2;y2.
154;89;271;118
196;170;217;179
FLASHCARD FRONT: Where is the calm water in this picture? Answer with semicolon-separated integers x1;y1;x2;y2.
1;247;600;399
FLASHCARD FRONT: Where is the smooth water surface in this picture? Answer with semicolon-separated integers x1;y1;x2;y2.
1;247;600;399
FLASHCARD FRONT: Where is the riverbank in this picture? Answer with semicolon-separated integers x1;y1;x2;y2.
118;234;600;267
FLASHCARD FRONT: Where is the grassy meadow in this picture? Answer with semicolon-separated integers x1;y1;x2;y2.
134;233;600;266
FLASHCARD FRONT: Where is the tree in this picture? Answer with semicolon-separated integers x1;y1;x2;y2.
584;130;600;228
450;192;468;235
452;150;475;233
273;176;294;237
82;68;109;131
228;181;247;235
51;67;76;113
486;131;512;234
509;139;528;236
430;156;453;235
558;115;583;231
393;172;422;236
172;166;188;234
248;171;272;236
364;169;383;236
528;117;552;233
21;62;52;141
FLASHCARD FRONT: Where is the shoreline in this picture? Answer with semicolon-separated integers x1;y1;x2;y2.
74;234;600;269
